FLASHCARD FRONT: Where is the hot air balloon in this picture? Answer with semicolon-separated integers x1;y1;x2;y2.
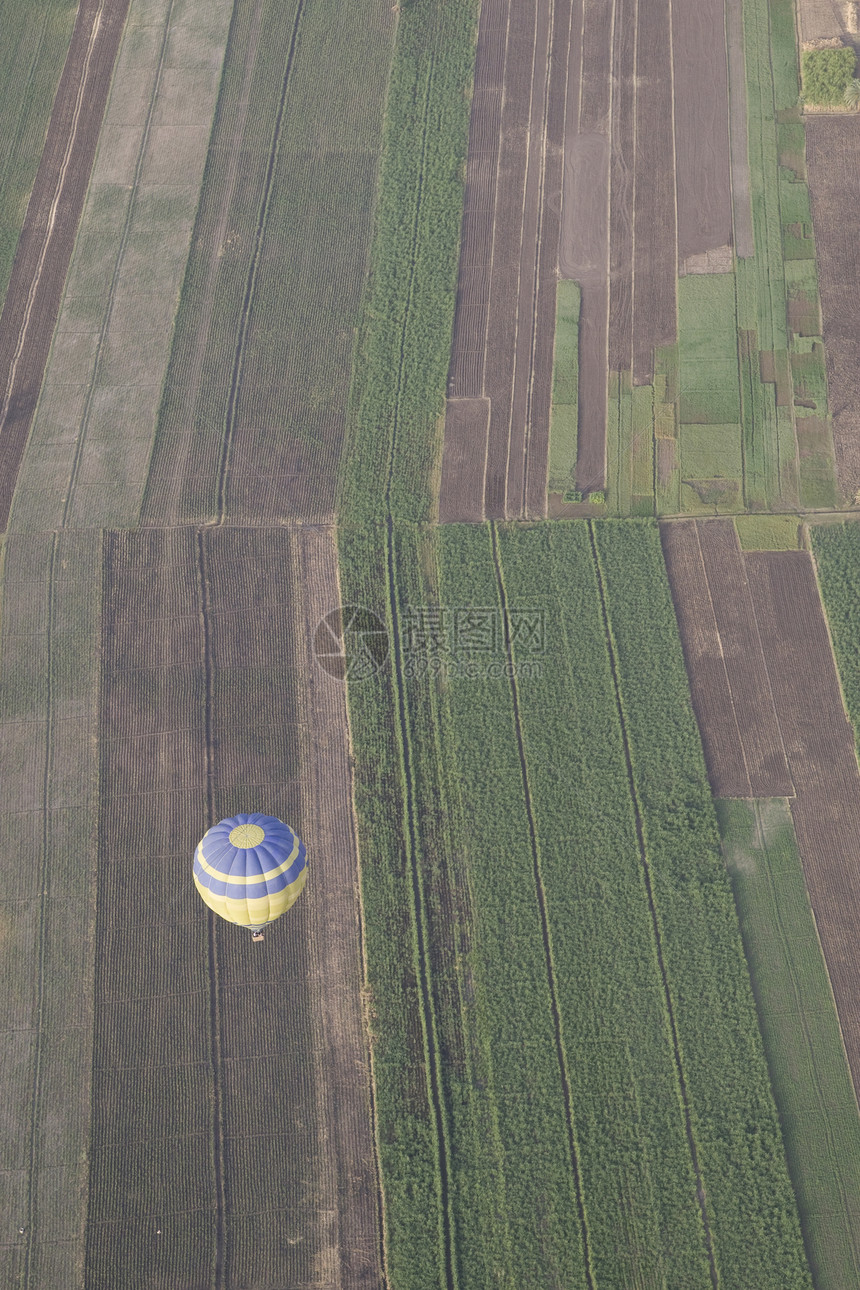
193;812;307;941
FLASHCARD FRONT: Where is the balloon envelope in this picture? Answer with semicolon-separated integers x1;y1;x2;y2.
193;812;307;931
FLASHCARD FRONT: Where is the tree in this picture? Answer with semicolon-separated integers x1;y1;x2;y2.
802;47;857;106
845;78;860;109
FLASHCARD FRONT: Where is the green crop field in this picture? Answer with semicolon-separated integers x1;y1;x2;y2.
339;518;812;1287
810;522;860;744
735;513;801;549
0;0;76;308
719;798;860;1288
9;0;235;532
340;0;479;526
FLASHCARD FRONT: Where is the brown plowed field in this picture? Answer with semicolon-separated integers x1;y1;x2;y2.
667;526;860;1093
743;550;860;1092
671;0;733;263
442;0;577;520
90;526;383;1288
631;0;677;385
806;118;860;499
0;0;129;532
444;0;736;507
439;397;490;521
662;519;793;797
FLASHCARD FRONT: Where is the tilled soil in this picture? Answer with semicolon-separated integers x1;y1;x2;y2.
806;118;860;499
0;0;130;531
672;0;733;263
90;525;384;1288
662;519;793;797
443;0;737;510
667;522;860;1094
443;0;576;520
745;549;860;1093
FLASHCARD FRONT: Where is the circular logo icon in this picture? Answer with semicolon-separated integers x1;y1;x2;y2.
313;605;389;680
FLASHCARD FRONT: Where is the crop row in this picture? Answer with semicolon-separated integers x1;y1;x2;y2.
339;0;480;525
719;796;860;1286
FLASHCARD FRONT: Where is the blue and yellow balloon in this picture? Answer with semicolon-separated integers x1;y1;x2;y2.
193;812;307;940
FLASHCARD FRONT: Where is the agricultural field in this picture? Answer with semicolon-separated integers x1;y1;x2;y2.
806;119;860;498
7;0;234;532
0;0;77;305
85;526;382;1286
339;518;813;1287
140;0;397;526
437;0;845;514
3;0;860;1283
0;0;131;528
664;521;860;1093
719;797;860;1289
810;521;860;749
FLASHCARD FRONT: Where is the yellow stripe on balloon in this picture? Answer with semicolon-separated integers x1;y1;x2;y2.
194;866;308;927
194;838;302;885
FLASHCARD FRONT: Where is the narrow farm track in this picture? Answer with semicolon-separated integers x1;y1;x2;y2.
588;521;719;1290
20;535;58;1290
215;0;307;521
195;532;227;1288
490;523;594;1288
0;0;129;530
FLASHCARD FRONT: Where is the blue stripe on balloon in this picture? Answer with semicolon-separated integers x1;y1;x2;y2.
194;849;306;897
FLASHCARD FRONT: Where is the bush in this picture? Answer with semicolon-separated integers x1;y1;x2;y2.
801;47;857;105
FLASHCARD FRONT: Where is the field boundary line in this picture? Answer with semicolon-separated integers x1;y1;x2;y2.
77;528;104;1289
195;530;227;1287
752;798;860;1273
60;0;176;527
215;0;307;522
490;521;595;1289
385;518;456;1290
588;519;719;1289
21;531;57;1289
0;0;107;443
